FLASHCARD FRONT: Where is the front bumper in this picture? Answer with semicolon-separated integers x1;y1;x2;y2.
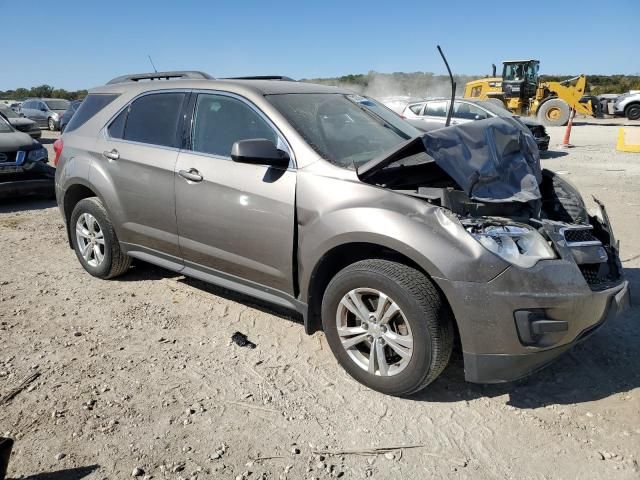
462;280;630;383
436;256;630;383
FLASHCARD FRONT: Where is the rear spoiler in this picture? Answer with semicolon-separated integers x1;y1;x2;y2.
106;71;213;84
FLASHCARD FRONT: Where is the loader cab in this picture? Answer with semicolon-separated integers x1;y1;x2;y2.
501;60;539;100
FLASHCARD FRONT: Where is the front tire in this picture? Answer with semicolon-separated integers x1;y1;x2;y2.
626;104;640;121
70;197;131;279
537;98;571;126
321;259;453;396
48;117;56;131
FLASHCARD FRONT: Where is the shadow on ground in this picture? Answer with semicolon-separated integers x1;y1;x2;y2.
37;138;57;145
116;259;638;409
0;198;56;214
10;465;99;480
540;150;569;159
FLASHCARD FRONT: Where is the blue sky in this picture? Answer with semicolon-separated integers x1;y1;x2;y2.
1;0;638;91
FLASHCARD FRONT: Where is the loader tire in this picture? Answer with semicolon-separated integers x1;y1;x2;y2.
537;98;571;126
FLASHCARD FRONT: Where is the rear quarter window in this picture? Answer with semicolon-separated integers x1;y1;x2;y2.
65;94;119;133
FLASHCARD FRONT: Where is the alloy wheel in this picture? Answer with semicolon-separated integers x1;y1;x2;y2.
335;288;413;376
75;213;105;267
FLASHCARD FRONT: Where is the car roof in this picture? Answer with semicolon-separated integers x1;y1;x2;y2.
89;79;351;97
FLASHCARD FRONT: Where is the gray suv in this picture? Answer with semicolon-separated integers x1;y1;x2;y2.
55;71;629;396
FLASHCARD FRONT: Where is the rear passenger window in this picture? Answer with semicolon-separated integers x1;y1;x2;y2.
122;93;186;148
424;101;448;117
65;94;118;133
409;104;423;114
191;94;278;157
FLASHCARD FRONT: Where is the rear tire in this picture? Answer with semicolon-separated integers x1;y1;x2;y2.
626;104;640;121
321;259;453;396
70;197;131;279
537;98;571;126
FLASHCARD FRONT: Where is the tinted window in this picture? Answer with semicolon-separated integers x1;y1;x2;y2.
192;94;277;157
65;94;118;133
409;104;423;114
123;93;186;148
108;108;127;139
424;101;448;117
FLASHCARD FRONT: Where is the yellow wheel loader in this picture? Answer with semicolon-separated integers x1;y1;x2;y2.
464;60;596;126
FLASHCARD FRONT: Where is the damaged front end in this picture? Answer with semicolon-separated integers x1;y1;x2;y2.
357;117;629;382
357;117;624;292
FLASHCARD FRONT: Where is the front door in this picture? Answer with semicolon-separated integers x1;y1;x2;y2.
175;92;296;294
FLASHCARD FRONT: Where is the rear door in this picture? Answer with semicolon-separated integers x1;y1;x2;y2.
93;91;188;262
174;91;296;294
421;100;449;124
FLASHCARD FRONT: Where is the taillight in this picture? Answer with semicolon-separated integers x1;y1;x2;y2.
53;138;63;166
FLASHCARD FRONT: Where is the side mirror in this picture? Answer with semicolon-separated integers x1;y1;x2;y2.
231;139;290;168
40;106;48;112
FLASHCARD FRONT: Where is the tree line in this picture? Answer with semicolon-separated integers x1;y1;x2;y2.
0;85;88;101
305;71;640;96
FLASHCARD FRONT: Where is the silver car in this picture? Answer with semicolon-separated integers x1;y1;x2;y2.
20;98;70;131
613;91;640;120
55;71;629;396
402;98;550;150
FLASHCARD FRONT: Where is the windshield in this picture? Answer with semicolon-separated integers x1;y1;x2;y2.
267;93;421;168
0;116;13;133
45;99;70;110
0;106;18;119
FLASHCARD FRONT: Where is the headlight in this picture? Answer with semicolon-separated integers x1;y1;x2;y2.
468;224;556;268
27;147;48;162
51;112;59;120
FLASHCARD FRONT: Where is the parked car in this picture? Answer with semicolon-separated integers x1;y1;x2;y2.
20;98;70;131
60;99;82;133
613;91;640;120
0;104;41;139
402;98;550;151
55;71;628;396
0;115;53;198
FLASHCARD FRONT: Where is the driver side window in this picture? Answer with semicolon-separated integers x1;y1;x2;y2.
191;94;280;158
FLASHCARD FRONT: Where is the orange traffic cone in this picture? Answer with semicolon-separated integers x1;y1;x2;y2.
560;108;576;148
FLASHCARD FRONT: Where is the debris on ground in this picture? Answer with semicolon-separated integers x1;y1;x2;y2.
231;332;257;349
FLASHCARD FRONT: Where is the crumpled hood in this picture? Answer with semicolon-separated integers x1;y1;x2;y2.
358;117;542;203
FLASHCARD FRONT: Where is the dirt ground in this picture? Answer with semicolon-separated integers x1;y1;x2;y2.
1;119;639;480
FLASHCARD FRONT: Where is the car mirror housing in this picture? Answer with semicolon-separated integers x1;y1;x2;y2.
231;139;290;168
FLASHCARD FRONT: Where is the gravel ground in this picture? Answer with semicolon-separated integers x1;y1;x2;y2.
1;120;639;480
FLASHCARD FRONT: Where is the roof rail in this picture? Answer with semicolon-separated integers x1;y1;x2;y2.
106;71;213;85
225;76;296;81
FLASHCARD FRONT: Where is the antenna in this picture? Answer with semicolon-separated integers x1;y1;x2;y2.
147;55;158;73
436;45;455;127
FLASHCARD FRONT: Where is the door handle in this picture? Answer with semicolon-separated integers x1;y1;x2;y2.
178;168;203;182
103;149;119;160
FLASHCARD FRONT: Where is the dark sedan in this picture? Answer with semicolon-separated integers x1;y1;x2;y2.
0;115;53;199
0;104;41;139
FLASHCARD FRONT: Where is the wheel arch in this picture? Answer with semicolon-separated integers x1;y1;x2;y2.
62;183;101;247
303;241;457;338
